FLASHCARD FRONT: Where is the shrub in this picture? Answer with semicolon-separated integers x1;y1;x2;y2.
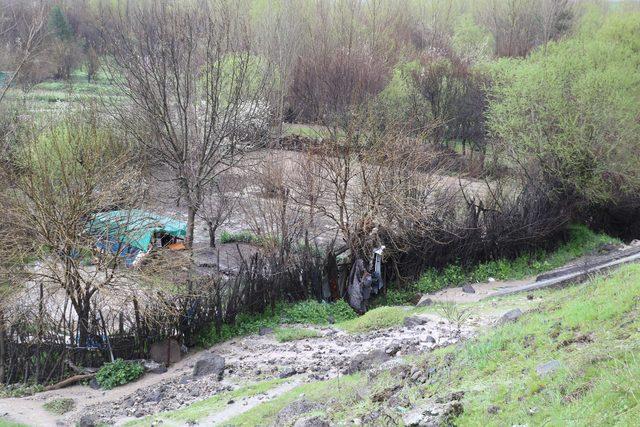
219;230;261;245
95;359;145;390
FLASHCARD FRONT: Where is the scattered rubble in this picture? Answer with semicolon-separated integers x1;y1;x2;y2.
402;392;464;426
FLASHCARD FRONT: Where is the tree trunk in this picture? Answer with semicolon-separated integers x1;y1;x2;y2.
76;295;91;350
185;205;196;248
0;307;5;383
208;221;216;248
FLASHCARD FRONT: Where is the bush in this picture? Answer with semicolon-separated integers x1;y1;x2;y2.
95;359;145;390
219;230;261;245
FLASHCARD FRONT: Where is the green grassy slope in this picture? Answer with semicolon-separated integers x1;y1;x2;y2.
433;263;640;426
222;263;640;426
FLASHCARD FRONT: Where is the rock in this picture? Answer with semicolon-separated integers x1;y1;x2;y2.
487;405;500;414
488;277;496;283
536;360;561;377
424;335;436;344
497;308;523;325
327;315;336;324
404;316;428;327
192;354;225;380
88;378;100;390
375;358;410;376
402;408;425;426
278;367;297;379
462;284;476;294
143;390;163;404
78;415;97;427
402;399;464;426
346;350;392;374
143;360;168;374
275;399;322;426
293;416;330;427
150;338;182;365
416;295;434;307
259;327;274;336
385;341;402;355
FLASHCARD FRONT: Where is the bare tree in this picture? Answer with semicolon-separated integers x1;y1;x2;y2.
4;114;143;348
0;1;49;105
101;0;272;247
0;0;50;384
198;174;244;248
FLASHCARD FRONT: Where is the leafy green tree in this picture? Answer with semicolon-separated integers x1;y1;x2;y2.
49;5;74;41
452;14;494;63
487;11;640;205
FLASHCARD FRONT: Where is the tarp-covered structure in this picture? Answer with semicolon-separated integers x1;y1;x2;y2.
89;209;187;253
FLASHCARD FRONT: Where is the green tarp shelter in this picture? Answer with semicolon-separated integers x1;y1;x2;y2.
89;210;187;252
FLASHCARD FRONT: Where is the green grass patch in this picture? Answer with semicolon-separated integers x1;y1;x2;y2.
0;420;27;427
125;379;285;426
283;123;337;139
336;306;413;333
198;299;356;347
219;230;262;245
274;327;321;342
222;374;364;426
43;398;75;415
425;263;640;425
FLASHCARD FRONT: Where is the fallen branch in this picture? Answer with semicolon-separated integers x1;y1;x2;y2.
44;374;95;391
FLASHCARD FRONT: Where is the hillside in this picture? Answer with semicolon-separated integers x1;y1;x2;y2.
14;262;631;426
214;264;640;426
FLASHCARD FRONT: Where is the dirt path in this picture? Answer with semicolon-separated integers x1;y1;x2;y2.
428;277;532;303
428;244;640;304
0;351;201;427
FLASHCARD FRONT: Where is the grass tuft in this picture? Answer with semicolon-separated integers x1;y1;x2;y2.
43;398;75;415
274;327;321;342
336;306;412;333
